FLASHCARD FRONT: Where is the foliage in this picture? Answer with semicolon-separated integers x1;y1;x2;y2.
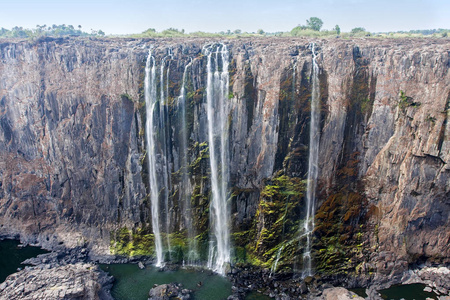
2;22;448;40
136;27;186;38
347;27;371;38
110;227;209;263
306;17;324;31
246;173;306;270
110;227;155;257
334;25;341;36
360;98;372;115
131;27;268;38
142;28;156;34
120;93;133;102
398;90;420;111
162;28;185;36
314;191;370;274
189;31;224;38
289;27;336;38
384;28;449;36
351;27;366;34
0;24;106;39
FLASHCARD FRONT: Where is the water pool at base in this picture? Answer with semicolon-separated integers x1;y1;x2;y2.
378;283;438;300
0;239;49;283
353;283;439;300
100;264;233;300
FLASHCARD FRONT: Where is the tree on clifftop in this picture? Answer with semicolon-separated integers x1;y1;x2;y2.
306;17;323;31
334;25;341;35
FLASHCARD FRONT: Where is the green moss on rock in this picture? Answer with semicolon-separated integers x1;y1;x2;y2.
110;227;155;257
244;173;305;270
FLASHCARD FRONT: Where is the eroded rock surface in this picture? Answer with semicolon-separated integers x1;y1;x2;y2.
0;37;448;282
316;287;364;300
404;266;450;296
148;283;192;300
0;263;113;300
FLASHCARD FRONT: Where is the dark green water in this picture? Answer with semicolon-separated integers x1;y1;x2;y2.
0;239;49;283
378;283;438;300
353;283;439;300
100;264;233;300
245;291;271;300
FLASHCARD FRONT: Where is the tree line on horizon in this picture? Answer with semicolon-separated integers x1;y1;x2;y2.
1;19;448;39
134;17;449;39
0;24;105;39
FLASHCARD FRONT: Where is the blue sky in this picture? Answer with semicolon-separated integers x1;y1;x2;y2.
0;0;448;35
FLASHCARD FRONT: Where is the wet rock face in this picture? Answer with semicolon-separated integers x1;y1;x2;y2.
0;37;449;276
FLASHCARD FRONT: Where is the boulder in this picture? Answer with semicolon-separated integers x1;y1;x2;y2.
148;283;192;300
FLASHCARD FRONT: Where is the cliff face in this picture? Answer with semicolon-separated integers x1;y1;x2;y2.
0;37;448;279
0;38;148;252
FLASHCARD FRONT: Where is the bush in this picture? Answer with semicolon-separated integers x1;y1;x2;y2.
351;27;366;34
290;27;335;38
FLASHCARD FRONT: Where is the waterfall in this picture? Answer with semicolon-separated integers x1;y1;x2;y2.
144;50;164;267
177;59;198;264
270;246;284;277
204;43;231;275
160;54;172;259
302;43;320;277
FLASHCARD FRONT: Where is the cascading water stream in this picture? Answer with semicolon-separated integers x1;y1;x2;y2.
177;59;198;265
160;52;173;259
270;246;285;277
302;43;321;278
144;50;164;267
204;43;231;275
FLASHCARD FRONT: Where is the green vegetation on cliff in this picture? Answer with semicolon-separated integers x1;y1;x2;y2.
110;227;154;257
231;172;306;272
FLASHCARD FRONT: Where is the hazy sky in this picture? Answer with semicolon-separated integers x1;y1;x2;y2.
1;0;448;35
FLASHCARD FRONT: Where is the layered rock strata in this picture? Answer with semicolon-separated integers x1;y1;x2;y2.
0;37;448;280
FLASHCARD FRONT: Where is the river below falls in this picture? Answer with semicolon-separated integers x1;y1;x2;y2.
0;240;439;300
100;264;232;300
99;263;273;300
0;239;48;283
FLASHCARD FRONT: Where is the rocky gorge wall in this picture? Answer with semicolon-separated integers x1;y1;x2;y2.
0;36;448;282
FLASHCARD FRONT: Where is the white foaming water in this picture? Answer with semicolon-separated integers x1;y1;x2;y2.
160;53;172;259
204;43;231;275
144;50;164;267
302;43;321;278
270;246;285;277
177;59;199;265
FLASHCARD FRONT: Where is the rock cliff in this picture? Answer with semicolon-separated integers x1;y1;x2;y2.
0;263;113;299
0;36;448;282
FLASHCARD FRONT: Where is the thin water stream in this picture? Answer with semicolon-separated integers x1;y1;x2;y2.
145;49;164;267
302;42;321;277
